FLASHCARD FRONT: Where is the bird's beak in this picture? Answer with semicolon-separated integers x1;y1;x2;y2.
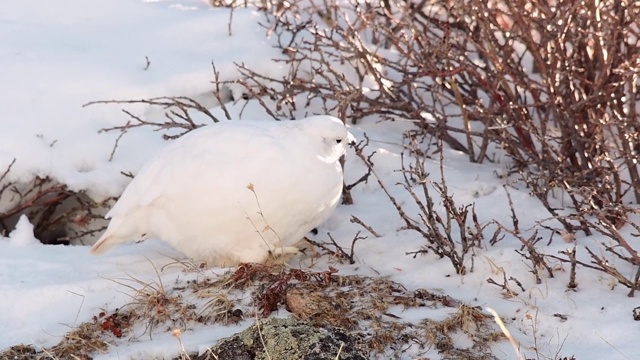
347;132;357;146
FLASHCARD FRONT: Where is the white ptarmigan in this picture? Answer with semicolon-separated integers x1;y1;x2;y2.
91;115;354;266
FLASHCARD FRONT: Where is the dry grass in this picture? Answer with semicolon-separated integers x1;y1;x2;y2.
0;344;37;359
46;322;110;359
0;320;111;360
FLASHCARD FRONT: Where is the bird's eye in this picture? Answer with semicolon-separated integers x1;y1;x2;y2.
336;139;343;144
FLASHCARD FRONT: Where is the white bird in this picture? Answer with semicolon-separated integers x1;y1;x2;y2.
91;115;354;266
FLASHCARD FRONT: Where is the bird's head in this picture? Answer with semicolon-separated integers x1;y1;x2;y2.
299;115;356;163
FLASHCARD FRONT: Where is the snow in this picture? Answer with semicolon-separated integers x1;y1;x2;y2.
1;1;639;359
4;215;40;246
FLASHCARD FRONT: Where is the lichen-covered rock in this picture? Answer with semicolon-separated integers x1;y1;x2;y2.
196;317;367;360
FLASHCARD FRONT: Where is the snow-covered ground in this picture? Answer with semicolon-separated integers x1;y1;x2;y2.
1;1;639;359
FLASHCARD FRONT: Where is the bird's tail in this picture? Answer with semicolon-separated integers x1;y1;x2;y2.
90;233;127;255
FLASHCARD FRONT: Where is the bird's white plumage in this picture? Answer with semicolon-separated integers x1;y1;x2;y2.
91;115;353;266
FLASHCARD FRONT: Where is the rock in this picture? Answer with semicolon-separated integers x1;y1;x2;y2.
196;317;367;360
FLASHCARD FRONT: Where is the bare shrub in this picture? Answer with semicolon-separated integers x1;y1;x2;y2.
547;202;640;294
351;135;494;275
233;0;640;289
399;148;491;275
